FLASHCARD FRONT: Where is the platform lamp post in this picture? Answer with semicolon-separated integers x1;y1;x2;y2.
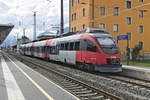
23;28;26;44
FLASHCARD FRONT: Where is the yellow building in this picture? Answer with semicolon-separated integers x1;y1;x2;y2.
70;0;150;58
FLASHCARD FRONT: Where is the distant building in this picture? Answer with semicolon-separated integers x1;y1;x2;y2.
70;0;150;58
0;24;14;44
37;31;56;40
17;36;30;52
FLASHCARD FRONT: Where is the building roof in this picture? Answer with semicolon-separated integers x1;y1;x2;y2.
37;31;56;40
0;24;14;44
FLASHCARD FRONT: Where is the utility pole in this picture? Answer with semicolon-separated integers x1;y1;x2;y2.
60;0;64;36
23;28;26;43
69;0;71;32
92;0;94;27
33;12;37;40
126;37;130;65
16;33;19;52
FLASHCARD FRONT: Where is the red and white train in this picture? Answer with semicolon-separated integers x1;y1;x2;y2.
20;29;122;72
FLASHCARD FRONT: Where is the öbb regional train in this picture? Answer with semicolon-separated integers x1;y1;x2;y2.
20;29;122;72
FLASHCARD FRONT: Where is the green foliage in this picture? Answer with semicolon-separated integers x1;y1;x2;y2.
132;43;143;61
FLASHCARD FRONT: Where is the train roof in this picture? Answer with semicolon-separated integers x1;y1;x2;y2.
22;32;113;47
25;42;33;47
34;40;47;47
55;32;112;41
89;33;112;38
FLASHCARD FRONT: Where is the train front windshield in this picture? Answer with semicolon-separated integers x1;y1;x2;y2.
96;37;119;54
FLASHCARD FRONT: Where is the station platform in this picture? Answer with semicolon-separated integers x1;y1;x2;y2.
120;65;150;81
0;51;79;100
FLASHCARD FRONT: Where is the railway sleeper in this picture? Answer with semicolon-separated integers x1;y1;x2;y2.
73;90;93;94
71;88;88;92
80;94;106;100
61;82;77;86
77;92;98;97
63;84;79;88
65;86;84;90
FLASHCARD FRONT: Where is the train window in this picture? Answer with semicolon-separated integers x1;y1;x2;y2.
31;47;34;52
56;45;60;54
65;43;69;50
45;46;49;53
49;46;51;53
50;46;56;54
37;47;39;53
39;47;41;53
35;47;37;52
75;42;80;50
47;47;49;53
27;47;29;51
61;43;65;50
43;47;46;53
69;42;74;50
42;47;44;53
40;47;43;53
86;40;98;52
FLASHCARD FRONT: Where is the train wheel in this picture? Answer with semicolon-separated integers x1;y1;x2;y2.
86;64;95;72
77;62;85;70
64;59;67;63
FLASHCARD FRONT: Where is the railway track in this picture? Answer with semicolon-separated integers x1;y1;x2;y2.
96;73;150;90
8;53;121;100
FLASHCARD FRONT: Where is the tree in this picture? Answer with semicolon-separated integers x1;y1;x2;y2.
132;43;143;61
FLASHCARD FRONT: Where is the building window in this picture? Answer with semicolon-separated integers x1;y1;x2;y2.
74;13;77;20
100;7;105;16
99;23;105;30
113;24;119;33
139;0;144;2
139;10;144;18
114;7;119;16
72;14;74;21
82;8;86;16
139;41;144;49
83;24;86;30
72;0;74;7
126;1;132;9
139;25;144;33
72;28;74;32
126;32;132;40
74;27;76;32
77;0;80;4
126;17;132;25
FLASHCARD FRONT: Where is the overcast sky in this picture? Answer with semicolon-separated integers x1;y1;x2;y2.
0;0;69;45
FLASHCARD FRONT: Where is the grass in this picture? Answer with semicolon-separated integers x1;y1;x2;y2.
121;60;150;67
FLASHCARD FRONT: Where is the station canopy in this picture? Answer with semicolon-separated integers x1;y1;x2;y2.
0;24;14;44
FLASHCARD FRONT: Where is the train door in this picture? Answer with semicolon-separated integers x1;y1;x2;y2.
31;43;35;56
64;42;69;63
84;39;98;64
75;41;82;63
31;47;34;56
67;42;76;64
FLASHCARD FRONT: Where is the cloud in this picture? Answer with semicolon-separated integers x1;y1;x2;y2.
0;2;10;14
1;0;69;45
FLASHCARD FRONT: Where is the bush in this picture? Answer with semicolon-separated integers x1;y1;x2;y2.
132;43;143;61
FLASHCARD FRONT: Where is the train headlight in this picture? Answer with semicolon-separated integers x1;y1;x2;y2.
107;58;120;65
